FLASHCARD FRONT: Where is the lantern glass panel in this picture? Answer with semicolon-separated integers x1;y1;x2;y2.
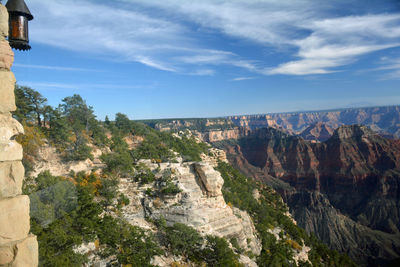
9;14;29;42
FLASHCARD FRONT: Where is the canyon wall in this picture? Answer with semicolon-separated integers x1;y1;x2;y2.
0;5;38;266
218;125;400;265
228;105;400;136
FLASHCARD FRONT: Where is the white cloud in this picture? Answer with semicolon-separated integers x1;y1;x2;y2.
189;69;215;76
13;64;103;72
376;57;400;80
27;0;400;76
231;77;255;81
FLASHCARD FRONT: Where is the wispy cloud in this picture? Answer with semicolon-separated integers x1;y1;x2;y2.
28;0;400;77
13;63;103;72
189;69;215;76
18;81;157;91
376;57;400;80
231;77;255;81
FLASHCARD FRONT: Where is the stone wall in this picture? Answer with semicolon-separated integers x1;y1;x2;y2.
0;4;38;267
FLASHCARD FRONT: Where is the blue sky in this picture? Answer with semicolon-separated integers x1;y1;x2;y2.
11;0;400;120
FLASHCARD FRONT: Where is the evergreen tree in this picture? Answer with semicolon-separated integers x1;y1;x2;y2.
115;112;132;134
14;85;47;126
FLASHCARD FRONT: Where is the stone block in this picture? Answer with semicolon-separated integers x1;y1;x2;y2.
0;5;8;39
0;235;38;267
194;162;224;197
12;235;38;267
0;245;14;265
0;195;30;245
0;40;14;70
0;113;24;143
0;141;23;162
0;71;16;113
0;161;24;199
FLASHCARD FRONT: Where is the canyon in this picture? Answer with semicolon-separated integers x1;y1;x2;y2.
146;105;400;265
215;125;400;266
228;105;400;137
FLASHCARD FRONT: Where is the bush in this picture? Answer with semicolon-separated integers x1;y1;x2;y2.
133;163;155;184
101;151;133;176
200;235;242;267
164;223;203;259
98;216;161;267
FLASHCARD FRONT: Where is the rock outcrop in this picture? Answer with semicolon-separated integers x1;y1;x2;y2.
30;143;106;177
118;161;262;265
197;128;248;142
220;125;400;265
299;122;334;142
0;4;38;266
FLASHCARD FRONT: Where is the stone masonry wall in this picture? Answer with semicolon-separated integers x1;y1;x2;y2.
0;4;38;267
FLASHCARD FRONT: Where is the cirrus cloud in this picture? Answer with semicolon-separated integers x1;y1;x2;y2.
27;0;400;77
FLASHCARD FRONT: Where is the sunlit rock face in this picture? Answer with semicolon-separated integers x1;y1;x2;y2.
220;125;400;265
118;160;262;261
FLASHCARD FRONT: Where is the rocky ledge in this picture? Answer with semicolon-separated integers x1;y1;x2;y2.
118;160;262;266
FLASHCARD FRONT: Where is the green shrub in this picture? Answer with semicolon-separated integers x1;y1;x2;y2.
133;163;156;184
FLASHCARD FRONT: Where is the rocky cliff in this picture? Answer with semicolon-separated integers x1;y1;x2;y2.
217;125;400;265
228;105;400;137
119;160;262;265
299;122;334;142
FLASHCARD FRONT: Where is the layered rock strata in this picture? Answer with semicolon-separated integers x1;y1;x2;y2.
220;125;400;265
228;106;400;137
118;161;262;265
0;5;38;266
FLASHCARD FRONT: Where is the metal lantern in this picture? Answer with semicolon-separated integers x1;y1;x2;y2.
6;0;33;51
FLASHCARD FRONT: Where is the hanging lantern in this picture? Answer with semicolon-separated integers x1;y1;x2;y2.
5;0;33;51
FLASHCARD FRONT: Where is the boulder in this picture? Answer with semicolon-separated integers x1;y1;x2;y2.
0;71;16;113
194;162;224;197
0;161;24;199
0;195;30;245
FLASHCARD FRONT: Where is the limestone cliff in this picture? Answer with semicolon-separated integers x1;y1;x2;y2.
119;160;262;265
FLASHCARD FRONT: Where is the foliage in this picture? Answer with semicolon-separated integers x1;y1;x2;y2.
101;133;134;177
115;113;132;135
63;135;93;161
29;172;102;266
101;151;133;176
157;170;181;196
15;122;45;173
98;216;162;266
99;177;119;209
201;235;242;267
14;85;48;126
140;118;236;132
59;94;106;161
164;223;203;259
47;107;73;147
133;163;156;184
130;122;208;162
27;170;160;266
157;221;242;266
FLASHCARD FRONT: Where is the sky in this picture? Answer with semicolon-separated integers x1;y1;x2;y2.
10;0;400;120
